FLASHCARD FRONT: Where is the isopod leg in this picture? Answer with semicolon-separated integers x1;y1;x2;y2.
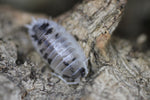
51;73;80;85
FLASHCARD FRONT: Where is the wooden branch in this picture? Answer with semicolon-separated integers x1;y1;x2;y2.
3;0;150;100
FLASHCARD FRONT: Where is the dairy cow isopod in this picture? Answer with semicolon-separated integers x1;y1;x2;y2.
26;18;88;84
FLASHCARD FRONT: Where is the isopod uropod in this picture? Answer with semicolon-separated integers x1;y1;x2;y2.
26;18;88;84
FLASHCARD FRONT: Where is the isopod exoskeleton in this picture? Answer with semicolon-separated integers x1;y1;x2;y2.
26;18;88;84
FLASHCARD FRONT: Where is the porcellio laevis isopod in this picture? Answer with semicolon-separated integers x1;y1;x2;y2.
26;18;88;84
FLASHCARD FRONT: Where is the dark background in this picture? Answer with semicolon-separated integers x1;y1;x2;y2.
0;0;82;17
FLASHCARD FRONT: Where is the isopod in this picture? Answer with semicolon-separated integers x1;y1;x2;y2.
26;18;88;84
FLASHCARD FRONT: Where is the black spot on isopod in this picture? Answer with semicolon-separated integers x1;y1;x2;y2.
55;33;59;39
80;68;85;77
45;28;53;35
72;58;76;61
71;68;85;79
40;48;45;54
63;61;69;66
38;39;42;45
48;58;52;64
43;53;48;59
38;38;46;45
31;34;38;41
39;23;49;30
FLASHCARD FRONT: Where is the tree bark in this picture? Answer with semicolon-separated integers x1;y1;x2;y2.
1;0;149;100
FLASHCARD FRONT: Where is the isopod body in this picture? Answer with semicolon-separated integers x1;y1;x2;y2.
26;18;88;84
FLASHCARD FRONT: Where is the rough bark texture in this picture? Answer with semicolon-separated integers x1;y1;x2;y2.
1;0;150;100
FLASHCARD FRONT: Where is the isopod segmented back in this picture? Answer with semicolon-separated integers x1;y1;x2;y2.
26;18;88;84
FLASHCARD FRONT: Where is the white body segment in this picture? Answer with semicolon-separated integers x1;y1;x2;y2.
26;18;88;84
